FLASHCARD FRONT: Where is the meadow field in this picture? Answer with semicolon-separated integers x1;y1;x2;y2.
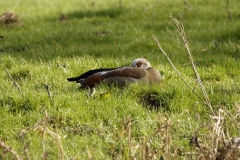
0;0;240;159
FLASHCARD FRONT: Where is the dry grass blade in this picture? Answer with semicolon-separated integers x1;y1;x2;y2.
193;109;240;160
153;15;215;116
127;118;132;157
157;117;172;159
86;146;92;160
39;110;64;159
4;66;24;98
45;84;53;102
11;0;21;12
0;140;22;160
152;35;203;103
25;110;67;159
41;110;49;159
170;15;215;116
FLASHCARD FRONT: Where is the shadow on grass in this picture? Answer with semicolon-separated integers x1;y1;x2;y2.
66;7;127;19
216;28;240;42
0;8;131;62
0;97;36;114
138;89;176;111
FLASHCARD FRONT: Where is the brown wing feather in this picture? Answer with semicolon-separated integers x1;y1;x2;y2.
102;67;147;79
79;67;147;88
79;73;104;88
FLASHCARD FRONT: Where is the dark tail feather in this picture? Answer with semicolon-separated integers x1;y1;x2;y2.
67;77;82;82
67;68;118;82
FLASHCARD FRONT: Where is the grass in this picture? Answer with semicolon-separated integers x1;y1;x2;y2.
0;0;240;159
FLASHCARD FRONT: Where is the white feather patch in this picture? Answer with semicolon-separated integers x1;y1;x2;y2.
100;71;108;75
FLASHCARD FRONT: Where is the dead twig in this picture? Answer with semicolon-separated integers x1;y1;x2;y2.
0;140;22;160
42;110;49;160
170;15;215;116
32;110;65;159
44;84;53;102
152;35;204;103
153;15;215;116
4;66;24;98
125;117;133;158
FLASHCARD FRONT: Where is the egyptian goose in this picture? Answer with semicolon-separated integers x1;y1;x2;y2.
67;58;161;88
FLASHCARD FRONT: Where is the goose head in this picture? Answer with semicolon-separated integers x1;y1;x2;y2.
131;58;151;69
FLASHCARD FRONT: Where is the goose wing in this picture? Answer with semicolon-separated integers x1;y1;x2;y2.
67;68;117;82
79;67;147;88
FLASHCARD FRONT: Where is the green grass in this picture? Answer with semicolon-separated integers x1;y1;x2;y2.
0;0;240;159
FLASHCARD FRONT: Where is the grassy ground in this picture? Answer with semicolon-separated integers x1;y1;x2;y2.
0;0;240;159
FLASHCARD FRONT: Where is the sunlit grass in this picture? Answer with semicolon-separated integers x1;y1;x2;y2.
0;0;240;159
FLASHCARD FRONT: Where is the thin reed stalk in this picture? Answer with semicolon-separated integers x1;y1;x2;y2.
170;15;214;116
153;15;215;116
4;66;24;98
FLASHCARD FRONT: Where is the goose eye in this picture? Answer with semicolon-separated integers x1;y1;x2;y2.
135;61;142;68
